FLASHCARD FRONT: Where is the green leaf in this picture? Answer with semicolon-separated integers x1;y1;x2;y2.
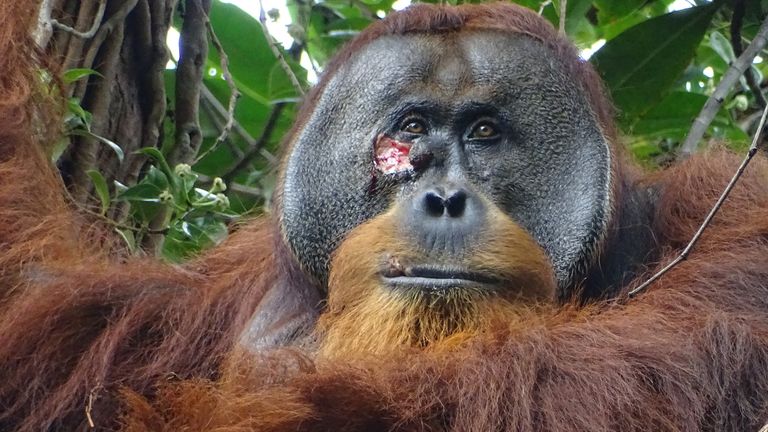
69;129;124;162
115;228;136;254
115;183;164;202
146;166;170;189
552;0;593;39
51;136;70;163
136;147;172;175
629;141;663;160
86;170;111;215
66;98;92;124
597;11;655;41
630;90;749;148
709;30;735;63
709;30;764;93
115;178;165;223
191;187;219;209
631;91;735;138
206;2;307;105
631;91;711;138
161;217;228;262
128;201;162;224
591;3;720;122
113;180;128;195
136;147;185;205
62;68;102;84
179;171;199;195
594;0;646;20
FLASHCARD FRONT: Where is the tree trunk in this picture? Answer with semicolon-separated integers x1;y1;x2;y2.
49;0;178;219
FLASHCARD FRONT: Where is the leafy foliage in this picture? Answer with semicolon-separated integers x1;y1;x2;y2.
69;0;768;258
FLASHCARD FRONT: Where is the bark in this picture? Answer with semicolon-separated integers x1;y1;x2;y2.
169;0;213;166
50;0;179;208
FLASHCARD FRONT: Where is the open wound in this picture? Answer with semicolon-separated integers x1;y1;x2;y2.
374;135;412;174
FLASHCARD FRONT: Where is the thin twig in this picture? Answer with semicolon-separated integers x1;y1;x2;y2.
558;0;567;35
61;0;104;73
350;0;377;20
197;174;263;197
730;0;766;107
62;186;170;235
304;48;322;77
537;0;552;15
51;0;106;39
200;86;277;165
258;0;305;96
680;13;768;155
34;0;55;47
629;102;768;297
200;96;244;158
194;19;241;164
84;384;103;428
222;103;285;183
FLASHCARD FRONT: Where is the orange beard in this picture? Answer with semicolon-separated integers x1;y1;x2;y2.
317;205;557;358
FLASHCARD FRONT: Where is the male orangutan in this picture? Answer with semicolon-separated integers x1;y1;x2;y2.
1;1;767;431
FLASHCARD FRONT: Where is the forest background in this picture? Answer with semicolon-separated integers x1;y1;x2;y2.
36;0;768;259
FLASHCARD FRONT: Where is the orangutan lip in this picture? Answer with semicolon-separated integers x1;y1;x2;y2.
381;264;501;290
407;266;500;284
385;277;486;291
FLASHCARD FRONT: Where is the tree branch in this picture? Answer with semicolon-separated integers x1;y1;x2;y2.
258;0;305;96
34;0;56;47
75;0;141;100
193;18;241;164
169;0;212;166
141;0;211;252
730;0;766;107
629;102;768;297
200;86;277;165
679;13;768;155
538;1;553;16
61;0;101;73
221;102;284;183
50;0;106;39
138;0;176;155
200;93;244;159
68;8;129;203
110;0;179;223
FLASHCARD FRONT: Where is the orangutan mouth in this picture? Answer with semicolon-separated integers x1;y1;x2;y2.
381;257;501;292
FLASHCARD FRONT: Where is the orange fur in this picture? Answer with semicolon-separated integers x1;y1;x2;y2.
120;152;768;432
319;205;555;357
1;2;768;432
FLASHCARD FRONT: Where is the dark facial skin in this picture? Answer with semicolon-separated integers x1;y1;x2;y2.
280;30;612;295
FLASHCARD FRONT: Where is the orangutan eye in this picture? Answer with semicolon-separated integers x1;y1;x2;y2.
401;119;426;135
469;122;499;140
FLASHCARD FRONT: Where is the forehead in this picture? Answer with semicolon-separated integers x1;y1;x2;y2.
332;31;567;102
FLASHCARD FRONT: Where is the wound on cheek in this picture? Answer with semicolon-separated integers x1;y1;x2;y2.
374;135;412;174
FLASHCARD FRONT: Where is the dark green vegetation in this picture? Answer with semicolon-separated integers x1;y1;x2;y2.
48;0;768;259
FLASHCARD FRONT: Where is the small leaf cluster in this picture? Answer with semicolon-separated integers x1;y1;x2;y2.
110;148;234;261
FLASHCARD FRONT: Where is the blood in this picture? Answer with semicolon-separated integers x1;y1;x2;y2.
374;135;413;174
